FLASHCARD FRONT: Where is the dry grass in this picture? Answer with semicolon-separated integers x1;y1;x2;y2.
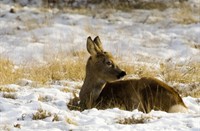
14;124;21;129
60;88;71;93
133;1;167;11
0;58;23;85
160;63;200;84
1;53;199;98
52;114;60;122
119;61;200;98
67;92;81;111
30;50;87;83
173;3;198;24
0;55;86;85
84;25;101;36
32;109;51;120
1;125;10;131
18;109;59;122
120;62;200;84
196;99;200;104
117;114;158;124
120;64;158;78
175;82;200;98
38;95;51;102
0;87;16;92
3;93;17;99
66;117;77;125
43;1;168;12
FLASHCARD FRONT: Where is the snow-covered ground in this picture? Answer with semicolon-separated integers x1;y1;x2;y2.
0;80;200;130
0;1;200;131
0;1;200;65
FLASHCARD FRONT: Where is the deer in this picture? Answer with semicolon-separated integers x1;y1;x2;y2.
79;36;188;113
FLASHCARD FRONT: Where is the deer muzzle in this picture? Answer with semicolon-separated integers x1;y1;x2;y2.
117;71;126;79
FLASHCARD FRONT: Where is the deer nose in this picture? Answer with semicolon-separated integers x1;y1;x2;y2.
117;71;126;79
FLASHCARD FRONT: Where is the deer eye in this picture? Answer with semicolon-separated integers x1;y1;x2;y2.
106;61;113;67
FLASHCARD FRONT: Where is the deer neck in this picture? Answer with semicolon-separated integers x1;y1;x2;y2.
82;74;106;102
79;58;106;108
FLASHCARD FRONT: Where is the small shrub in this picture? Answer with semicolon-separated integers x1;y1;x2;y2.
32;109;51;120
0;87;16;92
67;92;81;111
52;114;60;122
66;117;77;125
196;99;200;104
60;88;71;93
38;95;52;102
14;124;21;129
117;114;158;124
3;93;17;99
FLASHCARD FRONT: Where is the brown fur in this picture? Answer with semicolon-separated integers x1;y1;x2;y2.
79;36;187;113
97;77;187;112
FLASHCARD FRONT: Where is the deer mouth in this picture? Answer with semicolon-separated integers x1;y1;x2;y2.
117;71;126;79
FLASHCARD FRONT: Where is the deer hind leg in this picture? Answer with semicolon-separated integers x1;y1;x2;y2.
168;104;188;113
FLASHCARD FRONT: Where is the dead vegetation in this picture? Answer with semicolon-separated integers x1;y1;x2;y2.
0;87;16;92
121;62;200;98
0;58;23;85
32;109;52;120
41;0;188;11
160;62;200;84
0;52;199;98
66;117;77;125
52;114;60;122
0;54;86;85
132;1;167;11
24;58;85;83
60;88;71;93
117;114;159;124
173;3;198;24
38;95;52;102
14;124;21;129
3;93;17;99
67;92;81;111
175;83;200;98
120;62;200;84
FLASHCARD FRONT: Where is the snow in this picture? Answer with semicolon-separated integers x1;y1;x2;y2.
0;1;200;131
0;84;199;130
0;2;200;64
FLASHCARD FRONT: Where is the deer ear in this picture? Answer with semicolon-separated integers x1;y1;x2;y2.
87;36;101;56
93;36;103;51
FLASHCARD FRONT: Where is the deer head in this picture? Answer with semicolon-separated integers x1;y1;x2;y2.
86;36;126;82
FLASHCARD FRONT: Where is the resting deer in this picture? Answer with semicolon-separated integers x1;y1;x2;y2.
79;36;187;113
